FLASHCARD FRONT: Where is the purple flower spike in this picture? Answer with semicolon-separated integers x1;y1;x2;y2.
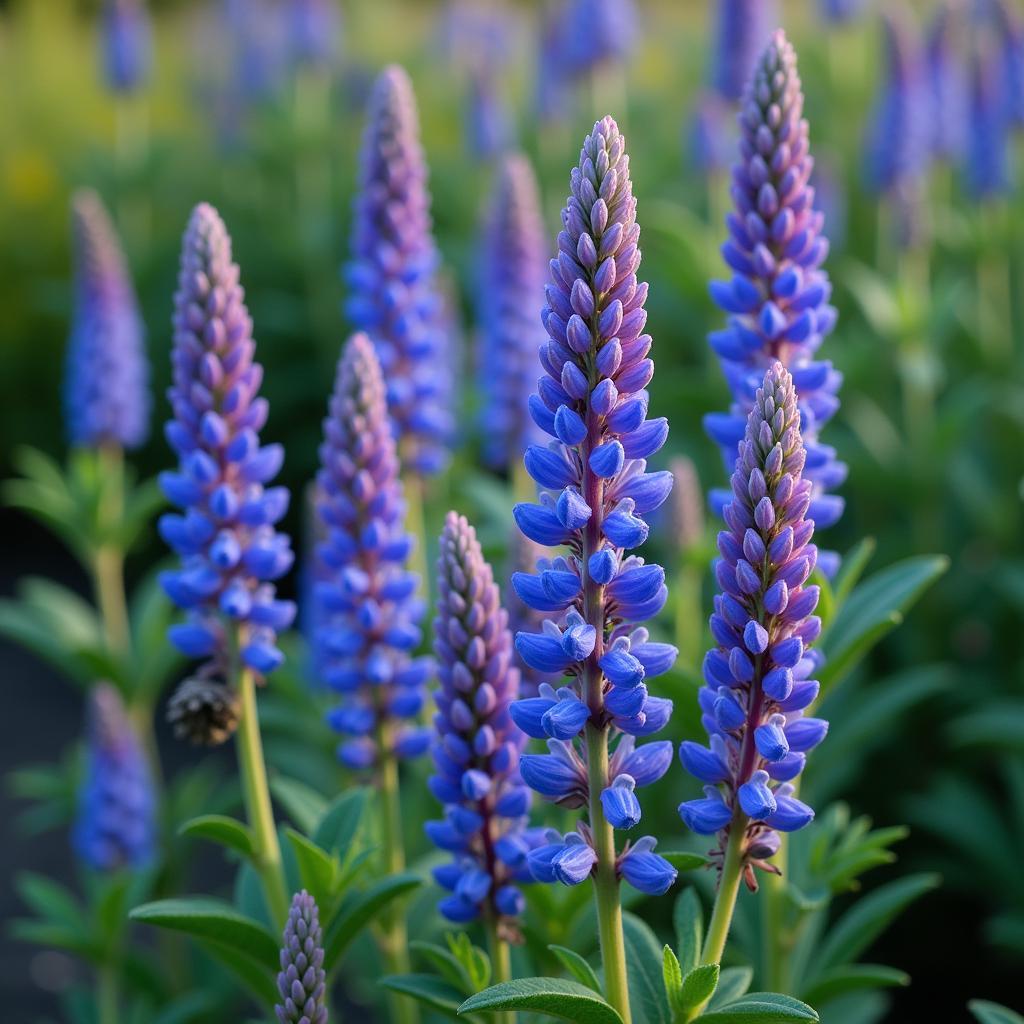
427;512;543;928
287;0;341;71
346;65;453;476
819;0;866;25
73;684;155;871
562;0;638;75
275;890;328;1024
65;190;149;451
313;334;429;768
710;0;776;103
511;116;677;896
478;154;547;470
465;67;513;160
989;0;1024;129
967;31;1014;199
680;363;825;888
101;0;151;94
925;2;967;163
707;31;844;570
161;204;296;682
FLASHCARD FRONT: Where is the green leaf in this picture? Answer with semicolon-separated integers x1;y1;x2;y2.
949;702;1024;752
313;788;369;858
323;873;421;970
661;851;712;872
663;945;684;1013
458;978;624;1023
819;555;948;694
550;944;602;993
681;963;720;1014
179;815;255;859
698;992;819;1022
801;964;908;1004
129;898;278;970
623;912;671;1024
812;874;940;975
969;1000;1024;1024
709;968;753;1009
447;932;491;991
195;938;278;1006
270;775;327;835
830;538;877;610
284;829;338;910
8;918;100;960
15;873;85;930
381;974;466;1018
409;940;473;991
150;992;222;1024
674;888;704;975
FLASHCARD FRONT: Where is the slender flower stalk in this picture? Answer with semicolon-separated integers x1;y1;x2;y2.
428;512;543;983
276;891;328;1024
74;684;156;871
160;203;295;925
706;30;844;575
509;116;678;1023
311;333;429;1018
478;154;548;472
345;65;452;478
680;362;825;970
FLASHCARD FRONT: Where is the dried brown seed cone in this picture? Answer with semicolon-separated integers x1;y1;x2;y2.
167;677;239;746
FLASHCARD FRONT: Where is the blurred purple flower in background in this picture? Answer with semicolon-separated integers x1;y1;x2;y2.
313;334;430;770
687;90;737;176
426;512;542;925
465;67;513;160
101;0;151;94
988;0;1024;128
711;0;776;103
275;890;328;1024
966;31;1014;198
160;204;296;680
345;66;453;476
287;0;341;71
64;189;149;451
818;0;867;25
561;0;638;75
74;684;155;871
925;1;968;163
705;31;844;572
477;153;547;470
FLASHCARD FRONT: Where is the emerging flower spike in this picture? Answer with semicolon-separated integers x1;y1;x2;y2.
313;333;431;769
160;204;296;684
710;0;776;103
680;363;825;889
511;116;677;896
65;189;149;451
427;512;543;928
73;684;155;871
478;153;548;470
705;31;844;575
275;890;328;1024
101;0;151;94
346;65;452;476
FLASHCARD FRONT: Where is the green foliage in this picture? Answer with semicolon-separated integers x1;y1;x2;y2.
458;977;626;1023
696;992;818;1023
969;1001;1024;1024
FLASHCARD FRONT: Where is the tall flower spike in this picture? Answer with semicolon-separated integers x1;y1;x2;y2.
287;0;341;71
680;363;825;889
966;31;1013;199
705;30;844;575
478;154;547;470
101;0;151;94
346;65;452;476
65;189;149;450
710;0;776;103
275;890;328;1024
924;1;967;163
160;204;296;684
427;512;542;928
313;333;431;769
561;0;638;76
73;684;155;871
511;116;677;898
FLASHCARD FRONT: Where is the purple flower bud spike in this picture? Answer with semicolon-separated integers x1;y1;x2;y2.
275;890;328;1024
680;362;825;887
478;154;548;471
967;30;1014;199
313;333;430;768
426;512;545;927
160;204;296;681
706;30;844;574
73;684;155;871
345;65;453;476
65;189;149;451
101;0;151;94
510;116;677;900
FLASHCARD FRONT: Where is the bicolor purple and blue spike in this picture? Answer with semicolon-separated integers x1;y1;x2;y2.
160;203;296;679
345;65;453;476
680;362;825;884
509;115;677;897
705;31;844;573
426;512;545;925
312;333;430;769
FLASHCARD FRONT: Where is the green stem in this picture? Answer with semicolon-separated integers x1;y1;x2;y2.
97;962;119;1024
673;561;702;673
486;916;514;1024
402;470;430;607
760;861;787;993
92;445;131;660
236;668;289;926
700;812;747;970
375;721;418;1024
586;722;631;1024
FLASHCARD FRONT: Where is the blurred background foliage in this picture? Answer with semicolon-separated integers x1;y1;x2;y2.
1;0;1022;1020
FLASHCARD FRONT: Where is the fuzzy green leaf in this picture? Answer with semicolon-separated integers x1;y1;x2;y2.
549;944;602;993
623;912;671;1024
709;968;754;1009
409;940;473;992
179;815;255;859
663;945;684;1013
674;888;704;975
698;992;819;1022
458;978;624;1023
681;963;720;1013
